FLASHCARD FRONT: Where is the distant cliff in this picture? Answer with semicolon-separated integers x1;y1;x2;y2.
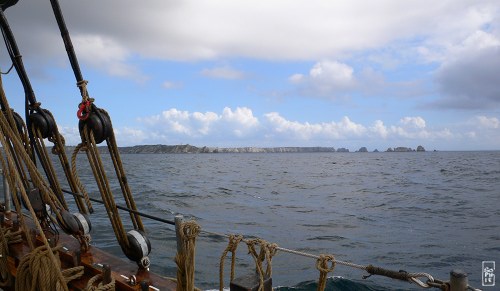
63;144;426;154
117;145;337;154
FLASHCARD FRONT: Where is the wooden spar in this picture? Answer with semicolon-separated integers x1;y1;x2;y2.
0;210;177;291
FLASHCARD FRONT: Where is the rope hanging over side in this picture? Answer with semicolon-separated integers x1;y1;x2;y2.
316;254;336;291
245;238;278;291
175;220;200;291
219;234;243;291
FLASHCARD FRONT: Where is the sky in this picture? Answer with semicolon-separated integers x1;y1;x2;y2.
0;0;499;151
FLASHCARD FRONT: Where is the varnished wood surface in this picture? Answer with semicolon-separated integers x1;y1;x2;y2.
1;211;177;291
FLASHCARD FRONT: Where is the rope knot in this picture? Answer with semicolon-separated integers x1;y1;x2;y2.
76;80;88;88
316;254;336;273
176;220;200;291
29;102;42;110
316;254;336;291
227;234;243;253
181;220;201;240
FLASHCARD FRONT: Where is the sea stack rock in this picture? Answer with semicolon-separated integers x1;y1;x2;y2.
416;145;426;152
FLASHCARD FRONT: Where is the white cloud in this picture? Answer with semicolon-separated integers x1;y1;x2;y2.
57;125;81;145
289;60;418;99
473;116;500;129
7;0;497;62
73;35;147;81
370;120;389;139
310;61;355;86
114;127;148;145
201;66;246;79
289;60;356;98
55;107;499;149
139;107;259;140
400;117;426;129
288;74;304;83
264;113;366;140
162;81;181;89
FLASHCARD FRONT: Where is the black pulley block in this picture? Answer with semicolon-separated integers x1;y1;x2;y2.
78;107;112;144
12;110;25;134
57;209;80;234
57;210;92;236
20;188;45;213
124;229;151;263
29;109;57;138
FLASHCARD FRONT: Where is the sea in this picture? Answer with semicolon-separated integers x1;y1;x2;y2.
14;151;500;290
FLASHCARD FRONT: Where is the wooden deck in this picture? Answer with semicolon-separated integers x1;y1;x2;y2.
1;211;177;291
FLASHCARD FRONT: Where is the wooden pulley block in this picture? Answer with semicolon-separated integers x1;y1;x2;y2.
29;109;57;138
78;107;113;144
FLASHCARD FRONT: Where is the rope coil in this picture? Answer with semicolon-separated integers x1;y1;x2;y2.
15;245;84;291
175;220;200;291
86;273;115;291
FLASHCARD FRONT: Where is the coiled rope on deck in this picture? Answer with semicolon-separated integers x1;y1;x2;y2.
85;273;115;291
0;226;22;287
15;245;84;291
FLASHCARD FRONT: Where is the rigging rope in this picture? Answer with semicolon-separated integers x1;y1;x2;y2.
77;126;130;248
0;75;32;187
47;0;148;265
0;111;83;291
0;7;92;233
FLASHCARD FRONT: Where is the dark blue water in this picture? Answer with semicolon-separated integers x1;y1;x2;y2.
61;151;500;290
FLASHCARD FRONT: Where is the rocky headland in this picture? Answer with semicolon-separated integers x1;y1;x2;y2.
61;144;427;154
82;144;427;154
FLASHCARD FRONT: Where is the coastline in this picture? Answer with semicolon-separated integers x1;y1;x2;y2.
74;144;429;154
